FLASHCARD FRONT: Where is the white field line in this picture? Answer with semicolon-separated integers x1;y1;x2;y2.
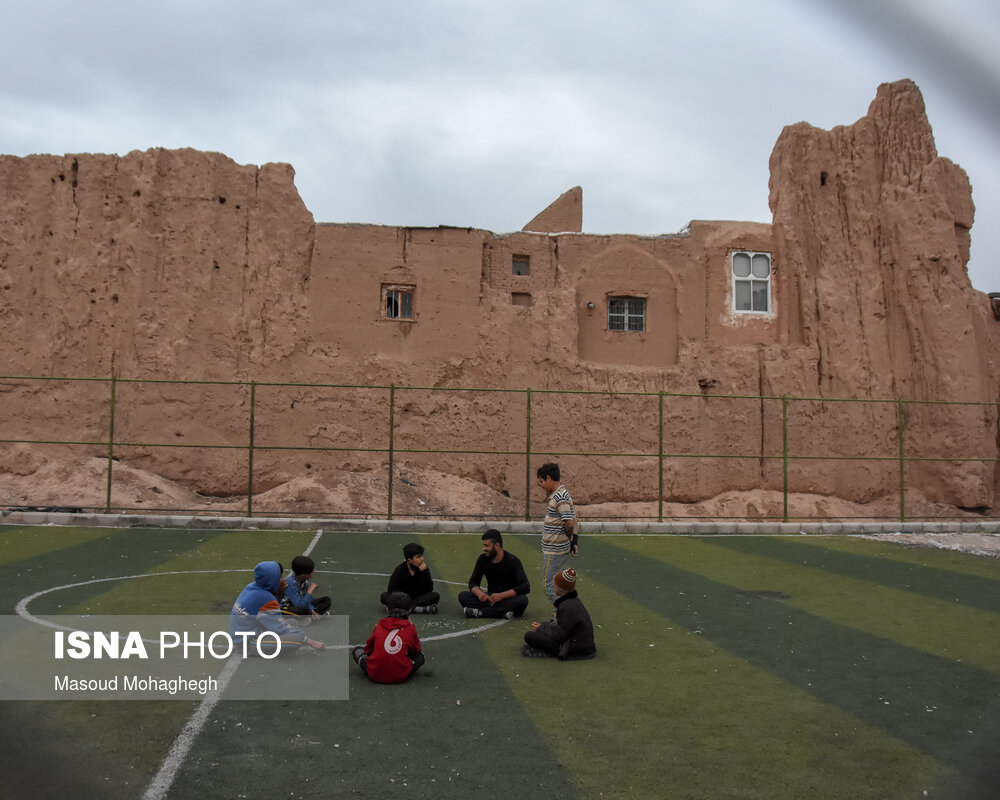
139;655;241;800
304;528;324;556
141;529;327;800
16;527;511;800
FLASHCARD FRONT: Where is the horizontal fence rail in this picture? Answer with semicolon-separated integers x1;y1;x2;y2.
0;375;997;523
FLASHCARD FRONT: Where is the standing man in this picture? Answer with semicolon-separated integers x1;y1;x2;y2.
537;462;578;604
458;529;530;619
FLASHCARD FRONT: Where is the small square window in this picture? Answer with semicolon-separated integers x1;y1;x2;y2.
511;292;532;307
383;284;415;320
512;255;530;276
608;296;645;332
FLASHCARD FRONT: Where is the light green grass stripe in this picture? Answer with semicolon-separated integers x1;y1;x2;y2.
620;536;1000;674
44;529;321;615
790;534;1000;579
0;525;114;564
477;579;946;800
142;529;320;573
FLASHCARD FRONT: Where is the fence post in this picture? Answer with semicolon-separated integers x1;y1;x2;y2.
782;396;789;522
387;384;396;520
897;398;906;522
658;391;664;522
247;381;256;517
524;388;532;521
105;375;117;513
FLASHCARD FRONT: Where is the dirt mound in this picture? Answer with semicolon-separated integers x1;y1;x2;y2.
2;454;993;523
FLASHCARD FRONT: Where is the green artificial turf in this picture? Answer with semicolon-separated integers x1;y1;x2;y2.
1;526;998;799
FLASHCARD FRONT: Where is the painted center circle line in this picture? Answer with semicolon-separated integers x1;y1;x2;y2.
14;568;510;643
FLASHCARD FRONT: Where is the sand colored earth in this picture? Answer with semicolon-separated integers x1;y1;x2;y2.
2;450;995;529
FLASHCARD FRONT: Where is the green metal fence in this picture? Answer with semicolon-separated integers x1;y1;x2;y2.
0;375;996;522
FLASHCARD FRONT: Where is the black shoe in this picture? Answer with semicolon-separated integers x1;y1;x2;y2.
429;604;438;614
464;607;481;618
520;643;550;658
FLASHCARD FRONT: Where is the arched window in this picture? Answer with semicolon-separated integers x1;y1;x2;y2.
732;252;770;313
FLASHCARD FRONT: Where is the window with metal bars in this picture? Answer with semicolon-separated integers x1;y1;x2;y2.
608;296;646;331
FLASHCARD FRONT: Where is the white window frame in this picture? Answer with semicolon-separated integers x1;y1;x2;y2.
607;296;646;332
731;251;771;314
382;284;415;320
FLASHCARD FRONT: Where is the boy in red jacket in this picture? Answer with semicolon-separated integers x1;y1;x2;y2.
352;592;425;683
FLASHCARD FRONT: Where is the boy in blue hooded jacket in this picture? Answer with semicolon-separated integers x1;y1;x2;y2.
230;561;326;655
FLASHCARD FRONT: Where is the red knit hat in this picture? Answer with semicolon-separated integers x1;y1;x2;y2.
554;568;577;593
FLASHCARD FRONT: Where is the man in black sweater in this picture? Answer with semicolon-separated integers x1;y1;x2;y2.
458;529;530;619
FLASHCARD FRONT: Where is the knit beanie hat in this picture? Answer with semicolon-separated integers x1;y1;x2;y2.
553;568;577;593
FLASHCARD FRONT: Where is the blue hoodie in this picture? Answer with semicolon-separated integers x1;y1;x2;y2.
229;561;307;652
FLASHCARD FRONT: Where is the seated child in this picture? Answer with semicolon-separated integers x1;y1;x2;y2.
380;542;440;613
352;591;425;683
230;561;325;655
282;555;332;618
521;568;596;660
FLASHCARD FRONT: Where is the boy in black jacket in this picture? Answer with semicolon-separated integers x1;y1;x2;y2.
521;567;596;660
380;542;440;614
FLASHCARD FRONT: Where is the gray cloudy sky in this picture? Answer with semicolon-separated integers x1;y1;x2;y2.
2;0;998;292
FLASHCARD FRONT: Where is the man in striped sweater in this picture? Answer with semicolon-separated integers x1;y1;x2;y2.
536;462;578;604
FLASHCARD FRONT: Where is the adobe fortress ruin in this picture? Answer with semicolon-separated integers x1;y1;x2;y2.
0;80;997;520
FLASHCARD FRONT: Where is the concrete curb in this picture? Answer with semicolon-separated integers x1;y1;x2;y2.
1;510;999;535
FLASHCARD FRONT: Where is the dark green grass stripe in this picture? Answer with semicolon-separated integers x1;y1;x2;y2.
169;635;582;799
0;528;232;613
708;536;1000;614
585;537;1000;786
